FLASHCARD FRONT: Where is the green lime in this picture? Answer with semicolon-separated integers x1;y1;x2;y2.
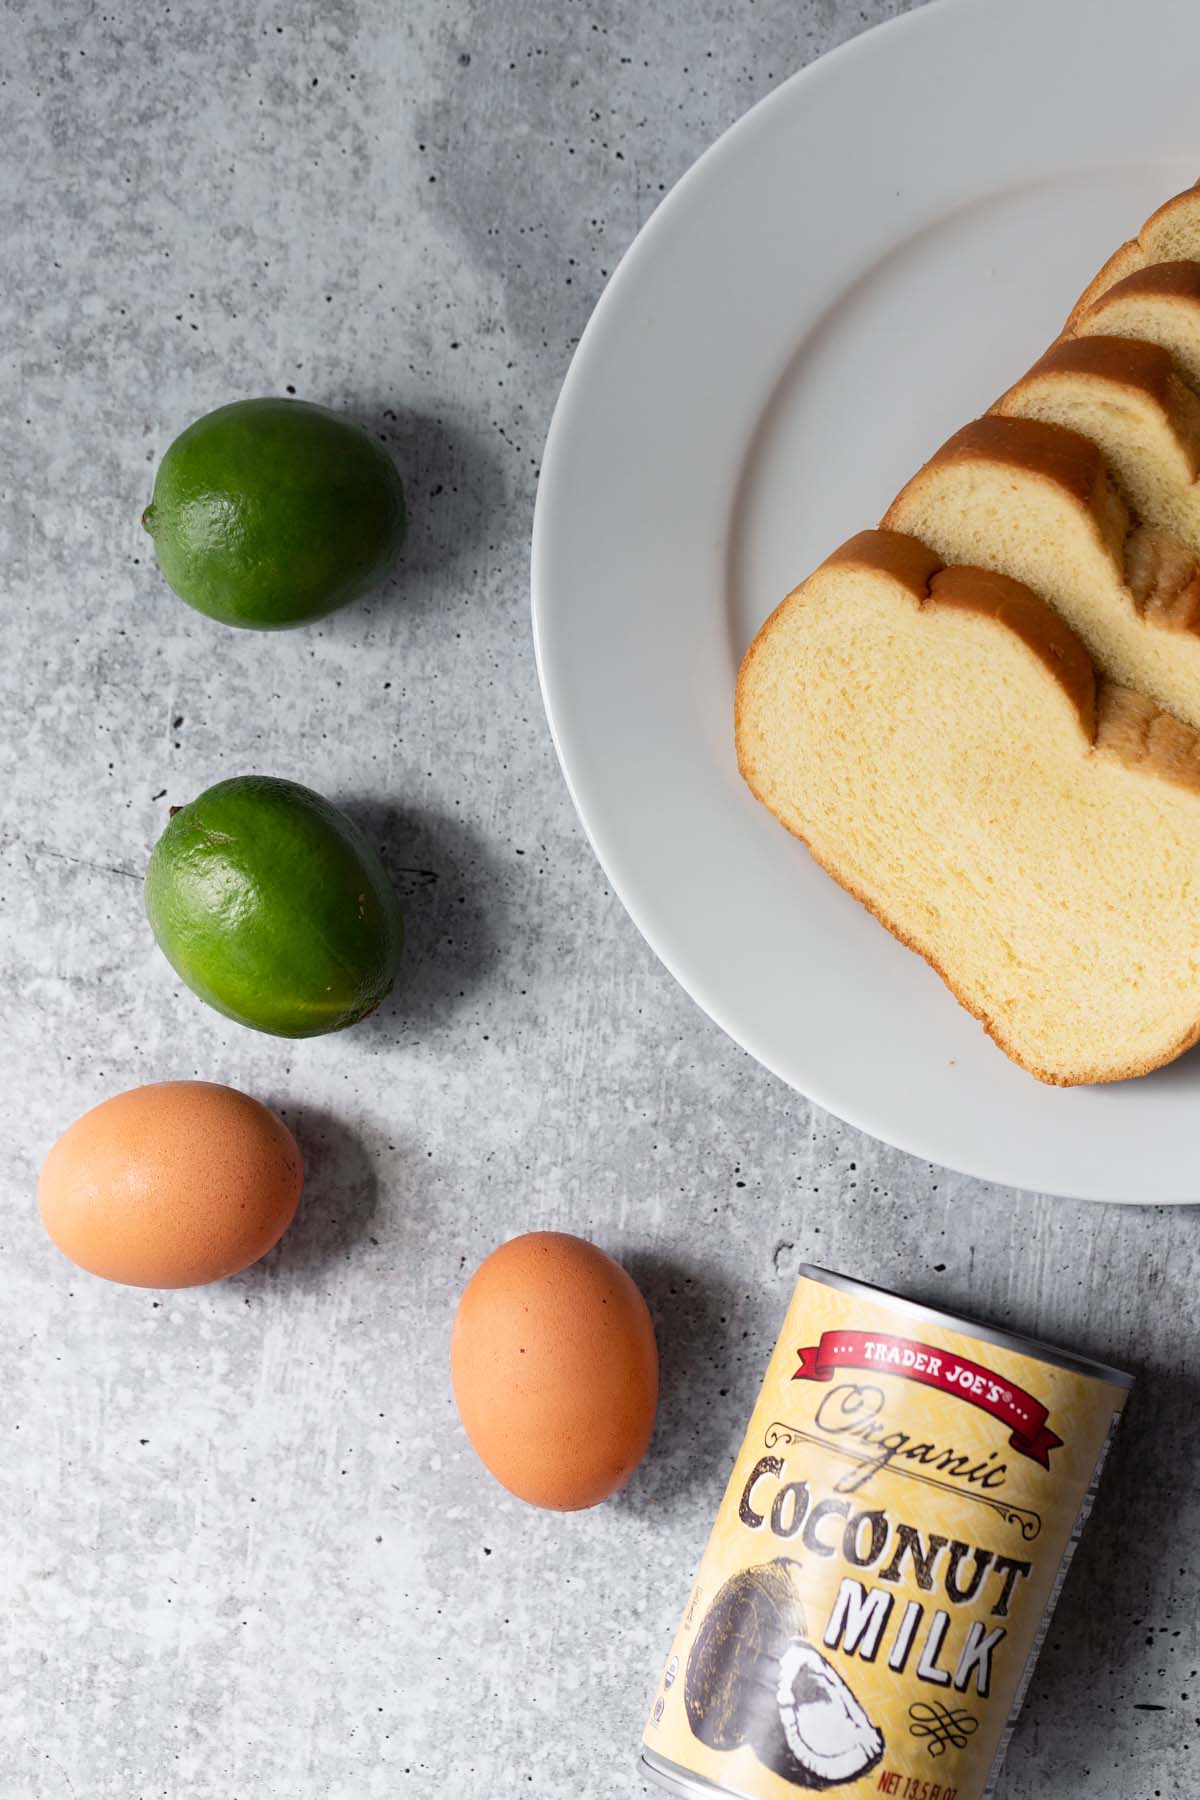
145;776;404;1037
142;398;406;628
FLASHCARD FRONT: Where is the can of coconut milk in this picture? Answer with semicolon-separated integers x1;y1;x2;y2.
640;1266;1131;1800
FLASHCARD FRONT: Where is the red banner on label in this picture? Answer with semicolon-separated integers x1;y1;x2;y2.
793;1329;1063;1466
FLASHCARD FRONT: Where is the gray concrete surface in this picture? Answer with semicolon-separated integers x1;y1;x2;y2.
1;1;1197;1795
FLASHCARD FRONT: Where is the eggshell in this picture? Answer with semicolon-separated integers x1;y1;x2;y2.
38;1080;303;1288
451;1231;658;1511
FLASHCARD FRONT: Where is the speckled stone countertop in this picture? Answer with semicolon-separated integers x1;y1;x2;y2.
2;3;1196;1796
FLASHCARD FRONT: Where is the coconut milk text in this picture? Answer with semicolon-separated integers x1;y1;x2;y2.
739;1459;1028;1698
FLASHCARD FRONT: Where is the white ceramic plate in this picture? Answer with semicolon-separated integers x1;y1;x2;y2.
532;0;1200;1203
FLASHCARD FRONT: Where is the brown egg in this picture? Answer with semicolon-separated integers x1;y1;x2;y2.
451;1230;658;1511
38;1081;303;1288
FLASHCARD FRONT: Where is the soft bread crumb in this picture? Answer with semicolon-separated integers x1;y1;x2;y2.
735;530;1200;1085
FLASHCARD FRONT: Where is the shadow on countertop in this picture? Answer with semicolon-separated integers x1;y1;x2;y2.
614;1252;753;1516
234;1101;381;1288
339;796;505;1040
266;395;510;640
346;396;510;596
996;1349;1200;1790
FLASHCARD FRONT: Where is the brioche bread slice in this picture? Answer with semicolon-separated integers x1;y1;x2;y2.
1066;181;1200;326
735;529;1200;1084
992;337;1200;565
1072;262;1200;392
884;414;1200;728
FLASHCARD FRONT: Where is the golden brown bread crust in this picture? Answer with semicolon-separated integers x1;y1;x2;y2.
886;411;1200;640
779;530;1097;738
735;529;1200;1084
1067;262;1200;411
930;564;1098;739
1064;181;1200;327
823;526;942;594
886;414;1113;514
995;336;1200;483
1082;257;1200;313
1000;332;1184;411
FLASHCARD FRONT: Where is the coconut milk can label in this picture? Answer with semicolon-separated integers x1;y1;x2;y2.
643;1274;1128;1800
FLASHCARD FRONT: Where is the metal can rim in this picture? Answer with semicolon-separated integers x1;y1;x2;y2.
639;1747;754;1799
798;1263;1134;1391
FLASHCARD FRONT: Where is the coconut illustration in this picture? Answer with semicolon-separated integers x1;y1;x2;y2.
773;1641;885;1789
685;1560;808;1753
685;1558;884;1789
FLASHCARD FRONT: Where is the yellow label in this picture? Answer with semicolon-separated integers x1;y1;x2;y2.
642;1272;1128;1800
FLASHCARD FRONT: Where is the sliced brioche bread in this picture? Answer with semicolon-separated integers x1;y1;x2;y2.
1066;181;1200;325
883;414;1200;729
1072;261;1200;391
735;529;1200;1084
992;336;1200;559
